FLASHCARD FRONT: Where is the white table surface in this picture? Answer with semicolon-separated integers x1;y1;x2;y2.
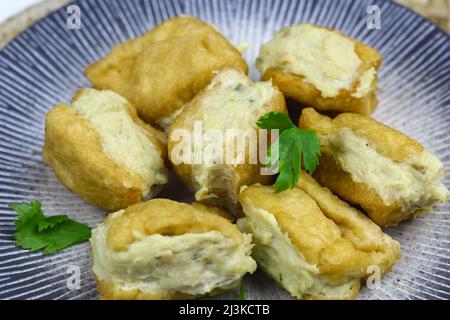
0;0;43;24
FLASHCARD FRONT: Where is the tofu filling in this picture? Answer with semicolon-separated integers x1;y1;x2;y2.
73;90;167;198
328;128;449;212
191;70;276;201
257;24;364;98
237;204;358;299
91;212;256;296
353;67;376;98
156;107;185;132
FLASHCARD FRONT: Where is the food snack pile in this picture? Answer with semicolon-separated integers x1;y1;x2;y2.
37;17;448;300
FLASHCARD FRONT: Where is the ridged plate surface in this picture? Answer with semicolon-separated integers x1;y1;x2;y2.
0;0;449;300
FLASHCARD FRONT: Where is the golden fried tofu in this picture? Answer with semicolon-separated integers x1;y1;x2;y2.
168;69;287;215
43;89;168;212
300;108;449;227
237;174;400;300
85;16;248;129
257;24;382;115
91;199;256;300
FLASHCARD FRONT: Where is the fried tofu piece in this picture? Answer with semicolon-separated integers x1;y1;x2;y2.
43;89;168;212
257;24;382;115
300;108;449;226
168;69;287;215
85;16;248;129
91;199;256;300
237;174;400;300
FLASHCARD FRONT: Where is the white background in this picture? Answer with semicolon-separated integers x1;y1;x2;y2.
0;0;43;24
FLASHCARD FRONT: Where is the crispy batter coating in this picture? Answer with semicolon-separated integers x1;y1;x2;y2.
300;107;423;161
238;174;400;300
42;90;167;212
85;16;248;127
191;202;236;222
96;278;230;300
168;69;287;215
258;24;382;115
92;199;255;300
300;108;448;226
106;199;244;252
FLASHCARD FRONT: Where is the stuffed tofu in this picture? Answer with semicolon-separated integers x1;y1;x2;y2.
300;108;449;227
43;89;168;212
86;16;248;130
257;24;382;115
168;69;287;215
91;199;256;300
237;174;400;300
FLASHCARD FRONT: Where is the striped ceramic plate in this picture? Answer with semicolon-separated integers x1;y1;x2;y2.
0;0;449;300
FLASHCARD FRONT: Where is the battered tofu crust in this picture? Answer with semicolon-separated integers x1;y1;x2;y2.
168;69;287;215
95;279;233;300
257;24;382;115
238;174;400;300
300;108;449;226
106;199;244;252
43;90;167;212
85;16;248;127
92;199;256;300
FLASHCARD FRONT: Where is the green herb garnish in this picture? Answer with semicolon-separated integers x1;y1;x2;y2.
236;284;247;300
257;112;321;192
10;201;91;255
234;83;245;92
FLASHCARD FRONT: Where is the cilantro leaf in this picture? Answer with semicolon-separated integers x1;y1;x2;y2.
236;284;246;300
275;128;302;192
38;215;70;232
10;202;91;255
257;112;294;134
257;112;321;192
298;130;321;174
11;201;44;230
35;220;91;255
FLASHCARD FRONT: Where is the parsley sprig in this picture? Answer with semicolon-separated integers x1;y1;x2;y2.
236;284;247;300
10;201;91;255
257;112;321;192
